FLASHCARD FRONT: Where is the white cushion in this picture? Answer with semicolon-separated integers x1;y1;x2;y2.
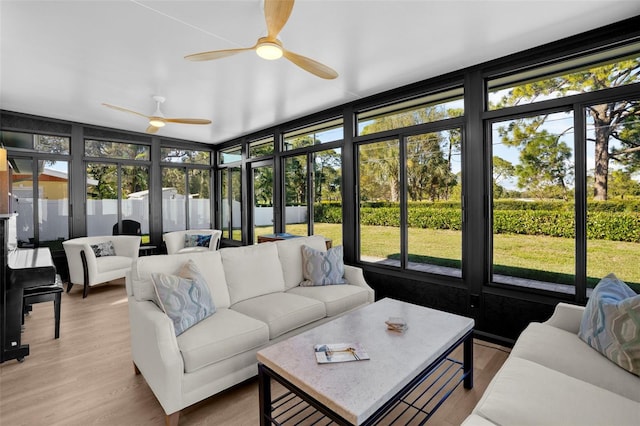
96;255;133;273
511;322;640;402
276;235;327;290
176;246;209;254
177;308;269;373
221;243;285;305
287;285;369;317
231;292;326;339
473;357;640;426
131;251;231;308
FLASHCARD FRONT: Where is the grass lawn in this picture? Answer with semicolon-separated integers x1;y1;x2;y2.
255;223;639;287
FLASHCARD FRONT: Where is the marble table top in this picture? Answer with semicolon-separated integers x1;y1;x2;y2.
257;297;474;424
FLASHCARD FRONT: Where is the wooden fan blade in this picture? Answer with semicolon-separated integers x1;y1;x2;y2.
164;118;212;125
283;49;338;80
185;46;254;62
146;125;160;134
102;103;150;119
265;0;295;40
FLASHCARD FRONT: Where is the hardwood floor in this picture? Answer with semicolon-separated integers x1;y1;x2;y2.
0;282;510;425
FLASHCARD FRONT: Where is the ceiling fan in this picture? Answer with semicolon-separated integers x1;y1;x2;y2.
102;96;212;134
184;0;338;80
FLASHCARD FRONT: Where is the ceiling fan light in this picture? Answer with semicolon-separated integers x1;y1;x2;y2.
256;42;283;60
149;118;165;127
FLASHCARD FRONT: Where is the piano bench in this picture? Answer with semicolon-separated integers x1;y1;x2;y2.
23;275;63;339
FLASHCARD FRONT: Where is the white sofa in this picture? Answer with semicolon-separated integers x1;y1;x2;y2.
163;229;222;255
463;302;640;425
63;235;141;298
125;235;375;425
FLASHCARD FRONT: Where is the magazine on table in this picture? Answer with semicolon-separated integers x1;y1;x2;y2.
314;343;370;364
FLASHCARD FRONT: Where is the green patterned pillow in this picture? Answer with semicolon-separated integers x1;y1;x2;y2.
578;273;640;376
300;244;347;286
151;260;215;336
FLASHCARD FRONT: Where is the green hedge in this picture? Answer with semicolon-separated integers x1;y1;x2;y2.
314;203;640;242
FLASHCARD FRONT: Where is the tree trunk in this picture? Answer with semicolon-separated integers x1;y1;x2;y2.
591;104;611;201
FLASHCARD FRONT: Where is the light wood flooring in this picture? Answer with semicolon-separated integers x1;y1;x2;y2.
0;282;511;425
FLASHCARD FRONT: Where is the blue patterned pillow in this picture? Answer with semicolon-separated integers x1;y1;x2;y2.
300;244;347;286
90;241;116;257
578;273;640;376
184;234;212;248
151;260;215;336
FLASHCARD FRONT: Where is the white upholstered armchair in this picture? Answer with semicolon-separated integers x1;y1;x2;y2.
63;235;141;298
162;229;222;254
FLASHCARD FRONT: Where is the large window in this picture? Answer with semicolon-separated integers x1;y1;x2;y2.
358;139;401;265
11;157;69;251
1;131;70;251
585;100;640;291
161;147;211;232
491;112;576;291
284;154;308;235
356;86;464;277
85;139;150;238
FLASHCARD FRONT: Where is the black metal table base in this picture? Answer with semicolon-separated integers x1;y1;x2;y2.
259;330;473;426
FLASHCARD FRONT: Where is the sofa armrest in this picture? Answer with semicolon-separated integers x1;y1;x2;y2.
543;302;585;334
344;264;375;303
128;297;184;415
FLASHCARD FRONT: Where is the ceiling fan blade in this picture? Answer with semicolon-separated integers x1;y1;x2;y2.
265;0;295;40
185;46;254;62
164;118;212;125
102;103;150;118
145;125;160;134
283;49;338;80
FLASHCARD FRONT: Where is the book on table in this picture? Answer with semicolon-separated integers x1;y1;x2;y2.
314;343;370;364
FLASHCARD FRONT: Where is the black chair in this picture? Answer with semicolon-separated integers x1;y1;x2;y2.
112;219;142;236
23;274;63;339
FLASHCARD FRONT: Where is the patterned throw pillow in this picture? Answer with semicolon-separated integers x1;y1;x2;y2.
300;244;347;286
90;241;116;257
151;260;215;336
184;234;212;248
578;273;640;376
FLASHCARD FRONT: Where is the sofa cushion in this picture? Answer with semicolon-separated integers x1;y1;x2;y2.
184;234;212;248
301;245;347;286
131;251;231;308
177;308;269;373
231;292;326;339
287;284;369;317
221;243;285;305
90;240;115;257
578;273;640;376
152;265;215;336
473;357;640;426
96;255;133;273
511;322;640;402
276;235;328;290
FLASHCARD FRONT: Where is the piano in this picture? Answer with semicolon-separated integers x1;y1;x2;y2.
0;216;57;363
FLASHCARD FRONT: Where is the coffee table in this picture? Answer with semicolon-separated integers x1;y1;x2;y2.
257;298;474;425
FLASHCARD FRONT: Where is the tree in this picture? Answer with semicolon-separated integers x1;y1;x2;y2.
495;57;640;200
492;156;515;198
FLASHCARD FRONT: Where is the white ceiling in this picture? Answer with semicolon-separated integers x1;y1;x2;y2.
1;1;639;145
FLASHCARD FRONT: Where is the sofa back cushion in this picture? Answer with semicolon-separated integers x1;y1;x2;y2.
275;235;328;290
131;251;231;309
221;243;285;305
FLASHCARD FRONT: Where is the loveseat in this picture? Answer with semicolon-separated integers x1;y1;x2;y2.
163;229;222;254
463;301;640;425
63;235;141;298
125;235;375;425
